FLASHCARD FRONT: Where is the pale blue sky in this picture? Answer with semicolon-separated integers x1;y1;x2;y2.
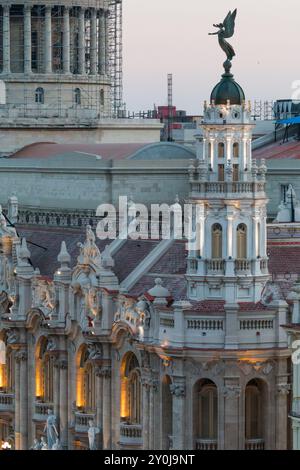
123;0;300;114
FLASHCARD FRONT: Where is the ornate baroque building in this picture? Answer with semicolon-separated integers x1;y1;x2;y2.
0;44;294;451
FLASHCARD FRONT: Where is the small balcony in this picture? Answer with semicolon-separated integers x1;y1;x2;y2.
0;392;14;413
195;438;218;450
245;438;265;450
75;411;96;433
119;423;143;448
190;181;265;198
235;259;251;275
207;259;225;275
33;402;53;421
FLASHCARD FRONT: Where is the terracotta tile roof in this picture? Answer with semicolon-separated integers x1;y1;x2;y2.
268;244;300;275
253;140;300;160
10;142;149;160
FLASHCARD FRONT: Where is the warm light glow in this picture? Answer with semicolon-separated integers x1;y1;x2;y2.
76;367;84;408
0;364;5;389
1;442;11;450
35;364;42;398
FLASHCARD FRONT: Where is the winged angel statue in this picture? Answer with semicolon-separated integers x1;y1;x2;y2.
209;9;237;73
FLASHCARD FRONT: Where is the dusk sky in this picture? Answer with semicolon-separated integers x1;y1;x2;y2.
123;0;300;114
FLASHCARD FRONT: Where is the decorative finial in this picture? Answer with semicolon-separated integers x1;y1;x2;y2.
57;241;71;272
209;9;237;75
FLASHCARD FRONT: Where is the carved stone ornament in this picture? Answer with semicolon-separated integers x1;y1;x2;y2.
87;342;102;360
6;329;20;345
277;383;291;396
223;385;241;399
100;367;111;379
169;382;186;398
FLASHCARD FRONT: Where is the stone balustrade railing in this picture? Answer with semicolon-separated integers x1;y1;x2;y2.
75;411;96;433
245;438;265;450
160;316;175;328
119;423;143;447
0;392;14;411
240;319;274;330
195;438;218;450
191;181;265;196
187;318;224;331
16;208;100;229
235;259;251;272
207;259;225;273
34;402;53;420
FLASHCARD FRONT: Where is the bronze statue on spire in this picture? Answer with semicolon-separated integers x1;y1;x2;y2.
209;9;237;74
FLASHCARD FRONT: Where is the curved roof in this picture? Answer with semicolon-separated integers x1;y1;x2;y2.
128;142;195;160
210;73;245;106
9;141;196;161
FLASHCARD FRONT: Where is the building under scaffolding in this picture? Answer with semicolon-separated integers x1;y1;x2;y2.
0;0;123;121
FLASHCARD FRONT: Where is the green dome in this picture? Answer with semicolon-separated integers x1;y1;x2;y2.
210;73;245;106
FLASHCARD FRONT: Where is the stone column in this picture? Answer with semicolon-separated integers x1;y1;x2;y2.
99;9;106;75
96;367;103;449
59;358;68;449
170;378;186;450
44;6;52;74
3;4;10;73
90;8;97;75
18;350;28;450
63;6;71;74
223;378;241;449
24;5;32;74
148;377;158;449
14;350;21;450
142;377;150;450
53;358;60;419
78;7;86;75
102;366;111;449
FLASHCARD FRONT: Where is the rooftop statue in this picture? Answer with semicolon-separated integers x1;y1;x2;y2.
209;9;237;74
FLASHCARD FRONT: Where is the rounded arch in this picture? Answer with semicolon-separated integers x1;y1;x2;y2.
120;352;141;424
74;87;81;105
218;142;225;158
35;87;44;104
236;223;248;259
193;379;218;450
100;89;105;106
161;375;173;450
35;336;54;402
233;142;239;158
245;378;268;450
76;343;96;411
211;223;223;259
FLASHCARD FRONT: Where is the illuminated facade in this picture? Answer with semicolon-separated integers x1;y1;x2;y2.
0;61;294;451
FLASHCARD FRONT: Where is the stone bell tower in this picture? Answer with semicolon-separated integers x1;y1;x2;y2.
186;50;270;304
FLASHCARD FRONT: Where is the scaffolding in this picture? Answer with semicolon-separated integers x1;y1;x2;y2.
253;100;274;121
0;0;124;122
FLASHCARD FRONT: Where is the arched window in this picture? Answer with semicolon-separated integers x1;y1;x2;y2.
218;142;225;158
100;89;104;106
76;346;96;412
237;224;247;259
233;142;239;158
212;224;223;259
35;87;44;104
245;379;265;449
35;337;54;402
74;88;81;105
120;353;142;425
208;142;212;160
194;379;218;449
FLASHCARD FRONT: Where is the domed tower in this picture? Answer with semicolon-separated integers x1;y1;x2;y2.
186;10;269;304
0;0;121;120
